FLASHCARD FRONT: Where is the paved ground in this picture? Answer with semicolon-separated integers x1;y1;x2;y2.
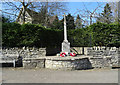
2;68;119;83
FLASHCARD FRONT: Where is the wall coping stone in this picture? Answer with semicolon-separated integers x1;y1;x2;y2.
23;56;90;61
90;57;112;59
23;57;46;60
46;56;88;60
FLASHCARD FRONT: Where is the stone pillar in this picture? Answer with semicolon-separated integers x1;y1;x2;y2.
64;13;68;42
62;13;70;54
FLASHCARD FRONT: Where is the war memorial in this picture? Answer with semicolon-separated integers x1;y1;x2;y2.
1;13;119;70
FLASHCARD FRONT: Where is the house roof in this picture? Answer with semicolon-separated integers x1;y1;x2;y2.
26;8;39;19
16;7;40;22
16;7;58;24
49;15;58;24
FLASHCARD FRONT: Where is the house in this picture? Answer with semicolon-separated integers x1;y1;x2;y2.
16;7;57;25
16;7;41;24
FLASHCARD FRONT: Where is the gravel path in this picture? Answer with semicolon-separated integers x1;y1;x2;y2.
2;68;118;83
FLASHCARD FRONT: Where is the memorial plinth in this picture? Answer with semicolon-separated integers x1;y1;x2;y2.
62;41;70;53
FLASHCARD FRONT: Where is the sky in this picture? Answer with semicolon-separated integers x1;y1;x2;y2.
68;2;107;15
2;1;107;23
66;2;107;24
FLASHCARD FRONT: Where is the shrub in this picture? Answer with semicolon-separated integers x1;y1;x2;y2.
2;22;120;47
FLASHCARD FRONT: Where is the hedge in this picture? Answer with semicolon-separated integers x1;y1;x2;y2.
2;22;120;47
2;23;63;47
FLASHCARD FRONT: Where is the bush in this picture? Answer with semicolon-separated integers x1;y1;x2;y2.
89;22;120;47
2;23;21;47
2;22;120;47
2;23;63;47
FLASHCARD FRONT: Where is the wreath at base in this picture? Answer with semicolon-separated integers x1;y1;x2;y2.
70;53;76;57
60;52;67;57
60;52;76;57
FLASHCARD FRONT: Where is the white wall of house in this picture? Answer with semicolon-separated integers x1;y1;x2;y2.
18;11;32;24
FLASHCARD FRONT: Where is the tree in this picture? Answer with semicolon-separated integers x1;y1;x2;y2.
109;1;120;23
75;2;105;25
57;13;75;30
66;13;75;29
2;16;11;23
89;22;120;47
50;15;61;29
97;3;113;24
37;2;67;27
75;14;83;29
59;18;64;29
2;1;67;25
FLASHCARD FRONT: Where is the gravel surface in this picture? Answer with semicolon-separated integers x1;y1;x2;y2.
2;68;118;83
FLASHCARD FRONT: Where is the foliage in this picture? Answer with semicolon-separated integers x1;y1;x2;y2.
2;22;120;47
50;16;62;29
2;16;11;23
2;23;63;47
75;14;83;29
97;3;113;24
2;23;21;47
66;14;75;29
89;22;120;47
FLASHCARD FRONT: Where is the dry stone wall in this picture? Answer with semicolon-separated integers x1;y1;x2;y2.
87;47;119;57
1;46;120;69
87;47;120;68
2;47;46;60
72;46;120;68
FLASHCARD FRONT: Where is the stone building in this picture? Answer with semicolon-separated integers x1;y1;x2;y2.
16;7;41;24
16;7;58;25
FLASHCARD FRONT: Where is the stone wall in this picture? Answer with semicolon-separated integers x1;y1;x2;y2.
2;47;46;59
72;46;120;68
23;58;45;68
45;57;92;70
2;46;120;69
87;47;120;67
87;47;119;57
89;57;112;68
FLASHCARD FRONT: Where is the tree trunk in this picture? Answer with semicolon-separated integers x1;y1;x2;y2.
90;15;92;25
22;1;25;24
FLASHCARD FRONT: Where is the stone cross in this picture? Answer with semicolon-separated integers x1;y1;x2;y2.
62;13;70;54
63;13;68;42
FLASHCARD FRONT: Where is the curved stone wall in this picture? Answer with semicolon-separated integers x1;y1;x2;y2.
45;57;92;70
22;56;119;69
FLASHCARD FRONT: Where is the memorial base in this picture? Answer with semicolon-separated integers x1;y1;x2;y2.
62;41;70;54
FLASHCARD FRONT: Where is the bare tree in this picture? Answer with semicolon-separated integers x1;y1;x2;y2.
109;1;120;23
39;1;67;26
1;1;67;24
74;2;106;25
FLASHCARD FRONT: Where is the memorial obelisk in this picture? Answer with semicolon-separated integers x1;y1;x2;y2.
62;13;70;55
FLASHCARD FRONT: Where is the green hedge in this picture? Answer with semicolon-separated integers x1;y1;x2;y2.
89;22;120;47
2;22;120;47
2;23;63;47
